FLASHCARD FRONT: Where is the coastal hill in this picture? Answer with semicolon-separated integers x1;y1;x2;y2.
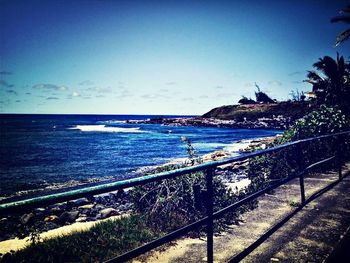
127;101;316;130
202;101;314;122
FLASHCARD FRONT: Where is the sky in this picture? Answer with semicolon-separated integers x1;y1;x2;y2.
1;0;350;115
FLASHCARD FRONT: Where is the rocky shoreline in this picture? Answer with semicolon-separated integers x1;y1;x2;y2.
127;116;292;130
0;136;277;246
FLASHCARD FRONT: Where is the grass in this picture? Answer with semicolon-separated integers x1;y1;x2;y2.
0;215;161;263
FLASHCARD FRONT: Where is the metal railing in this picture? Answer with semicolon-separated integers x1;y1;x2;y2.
0;131;349;262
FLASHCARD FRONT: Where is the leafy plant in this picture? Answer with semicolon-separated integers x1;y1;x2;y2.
248;105;350;184
305;53;350;115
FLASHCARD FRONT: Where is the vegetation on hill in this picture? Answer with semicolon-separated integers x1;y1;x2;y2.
202;101;315;122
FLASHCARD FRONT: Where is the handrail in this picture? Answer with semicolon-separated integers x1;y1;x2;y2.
1;130;349;263
1;131;348;213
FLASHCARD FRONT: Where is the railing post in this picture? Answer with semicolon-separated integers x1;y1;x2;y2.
297;143;306;205
206;168;214;263
336;134;343;181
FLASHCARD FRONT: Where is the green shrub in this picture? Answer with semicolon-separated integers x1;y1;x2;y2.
248;105;350;183
277;105;349;143
129;136;260;234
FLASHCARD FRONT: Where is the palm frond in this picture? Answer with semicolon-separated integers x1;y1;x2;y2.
335;28;350;46
313;56;338;79
341;5;350;14
330;15;350;24
306;71;323;82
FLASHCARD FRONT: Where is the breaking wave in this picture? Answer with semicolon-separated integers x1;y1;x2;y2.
69;125;146;133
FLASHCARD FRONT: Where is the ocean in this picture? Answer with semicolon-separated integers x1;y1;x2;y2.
0;114;281;199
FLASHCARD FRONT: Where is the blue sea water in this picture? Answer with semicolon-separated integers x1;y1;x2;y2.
0;114;281;198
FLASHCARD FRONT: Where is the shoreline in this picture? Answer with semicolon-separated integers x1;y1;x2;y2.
0;135;278;254
127;116;291;130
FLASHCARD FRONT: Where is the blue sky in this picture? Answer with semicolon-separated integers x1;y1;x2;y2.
1;0;350;115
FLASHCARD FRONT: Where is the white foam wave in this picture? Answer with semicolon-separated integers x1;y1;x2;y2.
98;120;126;124
192;142;229;149
223;140;252;153
69;125;146;133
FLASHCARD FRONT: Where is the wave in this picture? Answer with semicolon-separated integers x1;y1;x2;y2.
224;140;252;153
69;125;146;133
97;120;126;124
192;142;230;149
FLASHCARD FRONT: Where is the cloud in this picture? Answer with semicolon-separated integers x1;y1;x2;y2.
141;94;159;99
216;93;237;98
115;90;132;99
71;91;80;97
79;80;94;86
33;83;68;91
288;71;304;76
268;80;282;86
182;97;194;101
244;82;255;88
86;86;114;93
6;89;18;95
46;97;59;100
96;87;113;93
158;88;169;93
0;71;12;75
165;82;177;86
141;93;170;99
0;80;14;88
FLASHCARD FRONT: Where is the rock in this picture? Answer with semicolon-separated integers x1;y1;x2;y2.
50;206;63;215
0;217;8;223
59;211;79;223
75;216;88;222
20;213;34;224
109;192;118;201
95;196;107;205
44;215;58;222
78;204;95;210
119;203;132;212
70;198;90;207
97;208;119;219
34;207;46;213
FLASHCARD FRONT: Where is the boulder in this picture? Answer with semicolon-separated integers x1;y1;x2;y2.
75;216;88;222
44;215;58;222
20;213;34;224
97;208;119;219
70;198;90;207
59;211;79;223
78;204;95;210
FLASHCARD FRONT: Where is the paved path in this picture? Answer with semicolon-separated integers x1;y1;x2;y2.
144;162;350;263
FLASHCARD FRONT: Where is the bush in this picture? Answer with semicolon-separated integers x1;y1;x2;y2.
277;105;349;143
129;137;260;234
248;105;350;182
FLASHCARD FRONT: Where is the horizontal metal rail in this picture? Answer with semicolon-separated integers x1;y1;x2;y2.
105;154;344;263
1;131;348;213
0;130;349;263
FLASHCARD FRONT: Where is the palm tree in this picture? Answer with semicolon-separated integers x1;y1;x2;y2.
305;53;350;114
331;5;350;46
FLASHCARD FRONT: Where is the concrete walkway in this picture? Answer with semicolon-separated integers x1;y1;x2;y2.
142;162;350;263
